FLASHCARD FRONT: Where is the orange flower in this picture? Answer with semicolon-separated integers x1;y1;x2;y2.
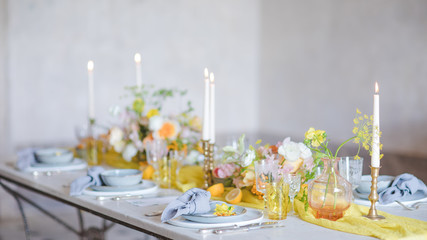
269;145;278;154
154;120;180;140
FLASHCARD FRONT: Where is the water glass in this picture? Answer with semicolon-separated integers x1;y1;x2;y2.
266;180;290;220
145;140;168;184
283;173;301;213
254;160;279;195
338;157;363;190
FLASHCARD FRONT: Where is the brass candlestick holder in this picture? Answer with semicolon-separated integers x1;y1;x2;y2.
363;166;385;220
202;140;214;189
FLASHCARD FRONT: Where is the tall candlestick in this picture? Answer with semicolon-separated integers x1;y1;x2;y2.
202;68;210;141
371;82;380;167
209;73;215;144
87;60;95;120
134;53;142;91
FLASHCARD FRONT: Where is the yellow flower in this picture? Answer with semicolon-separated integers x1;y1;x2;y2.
132;98;145;114
305;128;316;140
146;109;159;119
353;118;359;125
356;108;361;114
305;128;326;147
352;127;358;134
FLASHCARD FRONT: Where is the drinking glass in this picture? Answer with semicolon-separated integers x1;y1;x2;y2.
254;160;279;209
145;140;168;185
338;157;363;191
283;173;301;213
266;179;290;220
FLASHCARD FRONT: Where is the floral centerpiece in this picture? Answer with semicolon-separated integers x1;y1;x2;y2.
105;85;202;169
215;134;319;199
302;109;381;220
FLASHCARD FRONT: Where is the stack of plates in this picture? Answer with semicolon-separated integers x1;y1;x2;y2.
25;148;87;172
82;180;158;196
167;201;263;229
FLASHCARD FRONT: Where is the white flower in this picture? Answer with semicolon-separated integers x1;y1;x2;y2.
298;142;312;159
242;149;256;167
113;140;126;153
122;144;138;162
109;127;124;145
278;141;301;162
149;116;164;131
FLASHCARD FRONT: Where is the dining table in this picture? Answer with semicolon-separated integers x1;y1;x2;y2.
0;157;426;240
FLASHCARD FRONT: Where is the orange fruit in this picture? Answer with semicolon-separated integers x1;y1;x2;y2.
142;165;155;180
225;188;242;204
207;183;224;197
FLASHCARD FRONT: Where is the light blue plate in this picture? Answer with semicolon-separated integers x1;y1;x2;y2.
90;181;144;192
182;201;247;223
30;158;84;168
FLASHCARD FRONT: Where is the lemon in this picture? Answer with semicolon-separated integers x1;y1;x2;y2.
225;188;243;204
207;183;224;197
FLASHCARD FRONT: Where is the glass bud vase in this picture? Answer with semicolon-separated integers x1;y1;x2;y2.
308;158;352;221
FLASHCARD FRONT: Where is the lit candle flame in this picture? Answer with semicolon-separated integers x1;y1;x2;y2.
134;53;141;63
209;73;215;83
375;81;379;94
204;68;209;79
87;60;94;72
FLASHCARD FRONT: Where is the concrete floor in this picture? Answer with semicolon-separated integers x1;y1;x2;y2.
0;208;159;240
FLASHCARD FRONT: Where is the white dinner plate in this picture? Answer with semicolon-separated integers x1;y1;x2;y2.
354;190;427;206
167;208;263;229
82;180;158;196
90;181;144;192
24;158;87;172
182;201;247;223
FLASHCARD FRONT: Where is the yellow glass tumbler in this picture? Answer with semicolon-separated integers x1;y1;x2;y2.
266;181;290;220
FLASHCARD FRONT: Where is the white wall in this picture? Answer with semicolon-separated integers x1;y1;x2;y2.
7;0;260;150
258;0;427;157
2;0;427;155
0;0;9;156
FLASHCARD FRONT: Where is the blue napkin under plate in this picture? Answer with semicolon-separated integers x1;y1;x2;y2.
16;148;39;171
161;188;211;222
378;173;427;204
69;166;105;196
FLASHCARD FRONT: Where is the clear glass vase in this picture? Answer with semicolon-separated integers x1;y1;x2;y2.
308;158;352;221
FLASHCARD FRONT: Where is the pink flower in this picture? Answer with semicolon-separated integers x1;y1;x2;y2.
213;163;238;178
303;156;315;171
279;164;293;176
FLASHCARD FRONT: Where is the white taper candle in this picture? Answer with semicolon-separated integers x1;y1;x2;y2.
202;68;210;141
87;60;95;120
134;53;142;91
371;82;380;167
209;73;215;144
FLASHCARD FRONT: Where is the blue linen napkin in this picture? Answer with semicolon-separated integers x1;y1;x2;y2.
378;173;427;204
69;166;105;196
16;148;39;171
161;188;211;222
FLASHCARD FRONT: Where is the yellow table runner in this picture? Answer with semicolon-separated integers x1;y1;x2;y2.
294;197;427;240
177;166;264;209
